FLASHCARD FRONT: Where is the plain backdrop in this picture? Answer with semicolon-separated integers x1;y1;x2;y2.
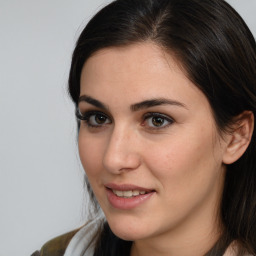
0;1;255;256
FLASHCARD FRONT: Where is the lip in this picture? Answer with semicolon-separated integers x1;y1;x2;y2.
105;183;156;210
105;183;153;192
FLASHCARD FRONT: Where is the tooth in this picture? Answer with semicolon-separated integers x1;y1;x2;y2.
132;190;140;196
123;191;133;197
116;190;124;197
112;189;148;198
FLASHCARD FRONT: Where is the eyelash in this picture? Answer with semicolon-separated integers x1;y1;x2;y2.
76;109;111;128
142;112;174;130
76;109;174;130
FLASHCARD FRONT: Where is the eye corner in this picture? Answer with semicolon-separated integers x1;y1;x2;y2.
75;107;85;120
76;109;112;129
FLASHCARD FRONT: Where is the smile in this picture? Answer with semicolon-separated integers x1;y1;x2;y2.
112;189;147;198
105;184;155;210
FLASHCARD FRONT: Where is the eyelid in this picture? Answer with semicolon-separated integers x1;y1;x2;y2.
76;108;174;130
76;108;112;129
76;107;89;120
76;108;108;119
143;112;174;121
142;112;174;129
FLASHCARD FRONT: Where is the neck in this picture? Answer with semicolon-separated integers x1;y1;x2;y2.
130;199;223;256
131;227;222;256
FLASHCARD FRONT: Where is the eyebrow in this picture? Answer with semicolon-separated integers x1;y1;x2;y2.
78;95;108;110
78;94;187;111
130;98;188;111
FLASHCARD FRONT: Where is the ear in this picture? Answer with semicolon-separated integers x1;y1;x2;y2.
222;111;254;165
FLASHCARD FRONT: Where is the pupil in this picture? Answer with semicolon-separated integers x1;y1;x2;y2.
152;117;164;126
95;114;106;124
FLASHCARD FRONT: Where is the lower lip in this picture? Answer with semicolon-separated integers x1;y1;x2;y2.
106;189;155;210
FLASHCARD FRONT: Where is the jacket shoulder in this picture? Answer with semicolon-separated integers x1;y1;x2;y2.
35;229;79;256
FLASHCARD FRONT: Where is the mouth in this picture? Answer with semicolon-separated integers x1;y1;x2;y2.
105;183;155;209
111;189;149;198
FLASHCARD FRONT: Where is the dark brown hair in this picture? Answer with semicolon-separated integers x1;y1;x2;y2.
68;0;256;255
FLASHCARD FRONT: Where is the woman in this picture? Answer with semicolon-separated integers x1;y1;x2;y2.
33;0;256;255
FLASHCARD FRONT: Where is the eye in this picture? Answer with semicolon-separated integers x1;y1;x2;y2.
88;113;110;126
143;113;174;129
76;109;111;128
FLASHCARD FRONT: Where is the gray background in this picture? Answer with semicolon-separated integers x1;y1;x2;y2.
0;1;255;255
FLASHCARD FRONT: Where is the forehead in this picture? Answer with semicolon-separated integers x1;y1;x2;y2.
83;42;177;72
80;42;209;112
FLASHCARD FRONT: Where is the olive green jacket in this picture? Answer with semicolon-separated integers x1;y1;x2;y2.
31;229;79;256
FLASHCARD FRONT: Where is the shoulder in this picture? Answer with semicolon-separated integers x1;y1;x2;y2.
223;241;255;256
31;229;79;256
31;215;105;256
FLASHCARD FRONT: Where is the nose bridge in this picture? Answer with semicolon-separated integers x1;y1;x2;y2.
103;123;140;173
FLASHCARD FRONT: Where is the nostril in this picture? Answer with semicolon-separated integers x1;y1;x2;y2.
103;151;141;174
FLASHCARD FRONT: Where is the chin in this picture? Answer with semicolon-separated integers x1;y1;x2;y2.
111;227;145;241
106;215;152;241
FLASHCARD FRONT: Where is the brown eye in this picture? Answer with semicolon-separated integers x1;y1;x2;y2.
152;116;165;127
76;109;111;128
86;112;111;127
143;113;174;129
94;114;108;124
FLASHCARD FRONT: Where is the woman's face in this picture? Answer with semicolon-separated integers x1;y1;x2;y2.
78;43;227;244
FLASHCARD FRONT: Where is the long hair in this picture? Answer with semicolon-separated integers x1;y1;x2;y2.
68;0;256;255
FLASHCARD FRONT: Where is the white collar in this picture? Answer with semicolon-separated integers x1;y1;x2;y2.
223;241;252;256
64;213;105;256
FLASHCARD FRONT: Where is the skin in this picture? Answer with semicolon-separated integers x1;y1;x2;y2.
78;42;231;256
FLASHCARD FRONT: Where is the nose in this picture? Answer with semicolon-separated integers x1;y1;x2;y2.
103;126;141;174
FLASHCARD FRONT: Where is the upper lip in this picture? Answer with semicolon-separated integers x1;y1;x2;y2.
105;183;154;192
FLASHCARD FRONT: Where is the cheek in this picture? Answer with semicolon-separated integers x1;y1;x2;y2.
78;132;105;179
143;138;223;231
145;127;222;197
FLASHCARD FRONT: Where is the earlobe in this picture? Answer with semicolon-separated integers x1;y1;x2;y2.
223;111;254;165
